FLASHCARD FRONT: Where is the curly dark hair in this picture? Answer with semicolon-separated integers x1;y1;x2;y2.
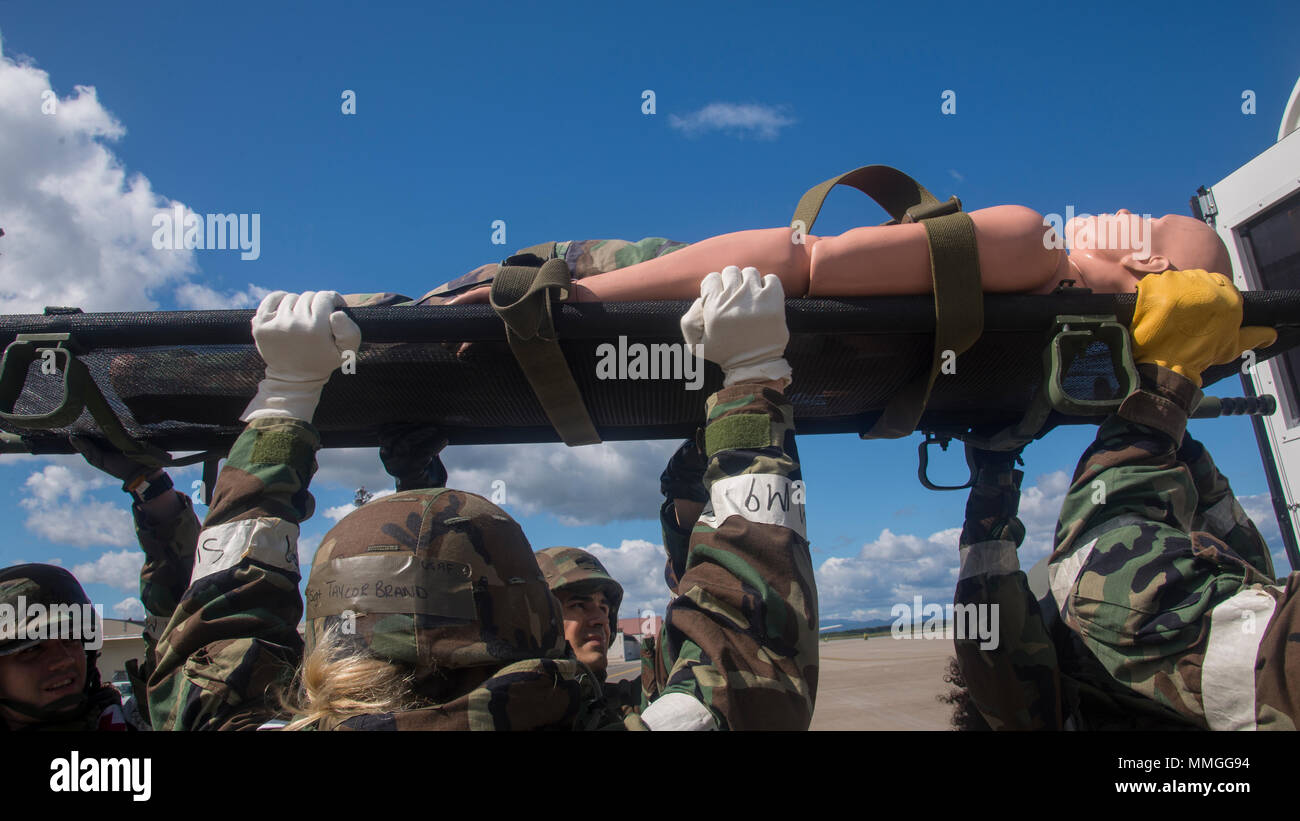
937;656;991;731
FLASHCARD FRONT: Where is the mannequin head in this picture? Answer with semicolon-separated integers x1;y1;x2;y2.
1065;210;1232;292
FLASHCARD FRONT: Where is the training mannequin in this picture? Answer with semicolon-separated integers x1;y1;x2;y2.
436;207;1232;305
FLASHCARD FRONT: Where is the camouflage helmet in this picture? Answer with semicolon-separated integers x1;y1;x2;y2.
304;488;566;691
535;547;623;646
0;564;97;657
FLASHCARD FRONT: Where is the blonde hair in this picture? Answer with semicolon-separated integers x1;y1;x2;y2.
277;624;419;731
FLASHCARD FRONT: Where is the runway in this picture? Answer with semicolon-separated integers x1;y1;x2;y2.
609;634;957;730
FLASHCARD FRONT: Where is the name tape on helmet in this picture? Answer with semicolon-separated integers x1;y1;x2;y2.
191;518;300;584
697;474;806;540
305;554;476;621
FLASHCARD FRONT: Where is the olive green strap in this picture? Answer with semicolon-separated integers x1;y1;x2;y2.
790;164;961;232
0;334;171;465
514;241;558;261
863;211;984;438
489;256;601;446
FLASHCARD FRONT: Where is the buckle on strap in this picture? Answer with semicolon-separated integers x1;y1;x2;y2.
901;195;963;224
489;260;601;446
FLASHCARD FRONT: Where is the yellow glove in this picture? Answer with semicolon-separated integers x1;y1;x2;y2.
1130;269;1276;387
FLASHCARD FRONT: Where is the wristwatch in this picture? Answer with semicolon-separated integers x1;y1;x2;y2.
124;471;174;503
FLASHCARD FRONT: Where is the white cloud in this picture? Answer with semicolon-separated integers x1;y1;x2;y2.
72;549;141;590
448;440;678;526
297;531;323;573
1015;470;1071;562
314;438;677;527
21;463;110;506
322;503;355;523
849;607;894;622
172;282;272;310
23;499;135;548
0;41;264;312
815;472;1070;620
1234;492;1290;575
312;448;393;496
570;539;672;617
668;102;795;139
1237;492;1283;546
18;462;135;548
322;488;395;523
112;597;144;620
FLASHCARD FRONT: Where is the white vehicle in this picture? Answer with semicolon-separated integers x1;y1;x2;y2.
1196;76;1300;571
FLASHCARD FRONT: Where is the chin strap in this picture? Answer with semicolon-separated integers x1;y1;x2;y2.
0;690;88;725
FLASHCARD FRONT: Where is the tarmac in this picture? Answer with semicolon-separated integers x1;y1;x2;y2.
807;635;956;730
607;633;957;730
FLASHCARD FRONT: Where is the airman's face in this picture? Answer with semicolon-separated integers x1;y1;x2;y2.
0;639;87;726
557;590;611;676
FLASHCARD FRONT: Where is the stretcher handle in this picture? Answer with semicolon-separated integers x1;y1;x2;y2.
917;433;976;491
1191;395;1277;418
0;333;171;466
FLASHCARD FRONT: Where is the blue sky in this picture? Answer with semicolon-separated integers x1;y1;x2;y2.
0;0;1297;624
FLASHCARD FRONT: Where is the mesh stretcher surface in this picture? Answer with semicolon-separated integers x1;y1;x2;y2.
1;293;1297;453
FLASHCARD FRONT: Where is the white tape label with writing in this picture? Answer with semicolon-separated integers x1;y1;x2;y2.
191;518;300;584
698;474;806;540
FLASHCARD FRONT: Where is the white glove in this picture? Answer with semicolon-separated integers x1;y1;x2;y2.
680;265;791;388
241;290;361;422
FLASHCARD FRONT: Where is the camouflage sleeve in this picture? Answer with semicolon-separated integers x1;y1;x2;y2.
640;632;664;708
647;382;818;730
409;238;693;304
125;491;201;727
600;676;643;717
148;417;318;731
1051;364;1298;729
953;464;1063;730
659;498;690;594
556;238;691;278
1180;435;1277;578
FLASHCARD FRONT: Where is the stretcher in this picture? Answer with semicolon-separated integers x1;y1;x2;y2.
0;167;1295;490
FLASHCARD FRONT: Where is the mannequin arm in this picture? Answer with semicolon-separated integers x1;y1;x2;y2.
568;205;1064;301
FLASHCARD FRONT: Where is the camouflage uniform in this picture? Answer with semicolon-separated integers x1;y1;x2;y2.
341;238;691;307
148;380;817;730
535;546;641;716
125;492;201;727
956;364;1298;730
648;439;706;706
952;457;1064;730
645;384;818;729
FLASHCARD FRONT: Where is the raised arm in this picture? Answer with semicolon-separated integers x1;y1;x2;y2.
952;447;1063;730
1048;269;1294;729
71;438;201;728
1179;434;1277;578
148;291;359;730
640;266;818;731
